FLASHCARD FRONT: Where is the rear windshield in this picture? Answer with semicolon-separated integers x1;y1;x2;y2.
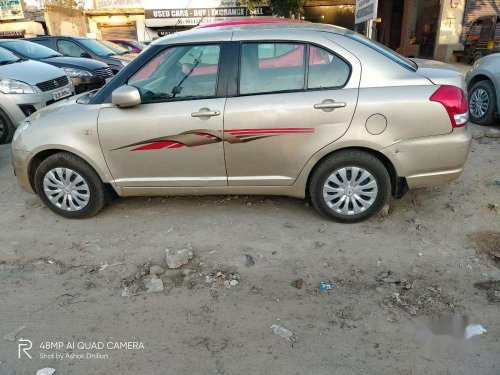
347;32;417;72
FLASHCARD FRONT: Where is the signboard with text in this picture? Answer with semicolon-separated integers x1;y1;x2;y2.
0;0;24;21
144;0;271;27
355;0;378;24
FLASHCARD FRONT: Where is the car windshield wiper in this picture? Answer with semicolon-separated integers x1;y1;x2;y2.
45;54;62;58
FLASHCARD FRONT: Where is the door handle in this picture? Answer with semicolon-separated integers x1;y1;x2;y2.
191;108;220;118
314;100;346;110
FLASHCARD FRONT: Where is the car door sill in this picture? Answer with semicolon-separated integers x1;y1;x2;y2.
120;185;305;199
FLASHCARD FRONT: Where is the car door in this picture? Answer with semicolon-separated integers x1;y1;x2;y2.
98;43;228;188
223;37;360;186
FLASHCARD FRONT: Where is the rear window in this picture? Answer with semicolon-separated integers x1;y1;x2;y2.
347;32;417;72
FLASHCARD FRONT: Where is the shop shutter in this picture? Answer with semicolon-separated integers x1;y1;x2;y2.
98;21;137;40
461;0;500;41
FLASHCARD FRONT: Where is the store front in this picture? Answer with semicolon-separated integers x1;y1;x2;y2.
303;1;355;30
143;0;271;39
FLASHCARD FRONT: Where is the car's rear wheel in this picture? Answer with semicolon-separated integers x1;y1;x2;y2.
469;80;497;125
0;109;14;144
309;150;391;222
34;152;106;218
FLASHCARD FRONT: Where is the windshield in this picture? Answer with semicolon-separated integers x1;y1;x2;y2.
2;40;61;59
79;39;116;57
0;46;22;64
347;32;418;71
98;40;128;54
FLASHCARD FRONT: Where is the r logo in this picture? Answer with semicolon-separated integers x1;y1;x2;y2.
18;338;32;359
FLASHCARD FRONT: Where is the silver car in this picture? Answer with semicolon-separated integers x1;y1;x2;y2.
466;53;500;125
0;46;74;144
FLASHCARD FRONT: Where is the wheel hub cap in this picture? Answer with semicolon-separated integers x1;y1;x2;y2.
469;88;489;118
43;168;90;212
322;166;378;216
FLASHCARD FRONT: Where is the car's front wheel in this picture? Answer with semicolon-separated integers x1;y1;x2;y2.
469;80;497;125
0;109;14;144
309;150;391;222
34;152;106;218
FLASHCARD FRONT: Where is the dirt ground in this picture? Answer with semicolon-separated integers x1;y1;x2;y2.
0;123;499;375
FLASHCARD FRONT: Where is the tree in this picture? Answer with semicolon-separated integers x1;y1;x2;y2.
242;0;307;19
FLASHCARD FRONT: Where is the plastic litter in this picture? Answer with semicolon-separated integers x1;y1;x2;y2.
319;281;335;290
271;324;298;343
465;324;487;339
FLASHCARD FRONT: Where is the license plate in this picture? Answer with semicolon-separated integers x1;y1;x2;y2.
52;88;72;101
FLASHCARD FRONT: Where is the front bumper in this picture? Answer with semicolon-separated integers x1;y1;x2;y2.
11;148;35;194
72;76;107;94
381;127;472;189
1;83;75;128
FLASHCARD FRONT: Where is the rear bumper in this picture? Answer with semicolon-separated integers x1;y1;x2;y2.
381;127;472;189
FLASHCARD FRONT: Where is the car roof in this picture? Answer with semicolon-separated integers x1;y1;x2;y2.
153;22;349;46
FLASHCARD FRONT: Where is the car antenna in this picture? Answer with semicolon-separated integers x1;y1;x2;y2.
172;0;192;34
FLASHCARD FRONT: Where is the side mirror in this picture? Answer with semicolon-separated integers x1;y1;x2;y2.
112;85;141;108
80;52;92;59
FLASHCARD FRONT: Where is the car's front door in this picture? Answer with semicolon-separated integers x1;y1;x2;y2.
98;43;228;188
224;38;360;186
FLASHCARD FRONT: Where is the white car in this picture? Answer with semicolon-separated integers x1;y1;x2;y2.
0;46;74;144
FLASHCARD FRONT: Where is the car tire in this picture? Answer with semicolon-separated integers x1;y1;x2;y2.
34;152;106;219
468;80;497;126
309;150;391;223
0;109;14;144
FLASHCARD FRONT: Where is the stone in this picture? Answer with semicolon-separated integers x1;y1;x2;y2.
165;248;193;269
470;129;484;140
149;265;165;276
143;275;164;293
485;128;500;138
379;204;390;217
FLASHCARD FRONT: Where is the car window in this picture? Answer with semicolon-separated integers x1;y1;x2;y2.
240;42;305;95
57;40;86;57
128;44;220;103
32;39;52;48
79;39;115;57
308;45;350;89
3;40;61;59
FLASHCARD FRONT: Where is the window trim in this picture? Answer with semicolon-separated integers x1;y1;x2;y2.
235;40;352;98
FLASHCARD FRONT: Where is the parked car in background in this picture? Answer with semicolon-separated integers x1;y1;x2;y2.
97;40;139;59
12;22;471;221
0;46;74;144
0;39;113;94
108;39;146;54
466;53;500;125
28;36;131;74
463;15;500;63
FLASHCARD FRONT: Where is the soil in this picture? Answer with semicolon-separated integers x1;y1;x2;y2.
0;123;499;374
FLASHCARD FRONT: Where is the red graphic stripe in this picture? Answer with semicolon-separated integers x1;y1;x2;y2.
132;141;184;151
225;128;315;135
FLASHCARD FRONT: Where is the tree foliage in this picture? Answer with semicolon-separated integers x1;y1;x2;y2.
241;0;306;18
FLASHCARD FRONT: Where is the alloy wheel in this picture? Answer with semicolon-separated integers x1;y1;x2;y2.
322;167;378;215
43;168;90;211
469;88;489;119
0;118;4;139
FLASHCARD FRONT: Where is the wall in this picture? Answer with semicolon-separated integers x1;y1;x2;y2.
434;0;466;61
44;5;88;36
87;14;148;40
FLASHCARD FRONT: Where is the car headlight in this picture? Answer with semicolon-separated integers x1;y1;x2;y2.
12;121;31;143
0;78;36;94
62;67;94;78
120;60;129;67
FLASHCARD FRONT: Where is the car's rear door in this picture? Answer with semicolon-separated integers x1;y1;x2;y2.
223;31;360;186
98;42;231;188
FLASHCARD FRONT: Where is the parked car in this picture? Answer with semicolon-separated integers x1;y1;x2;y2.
463;15;500;63
28;36;131;74
108;39;146;54
0;39;113;94
0;46;74;144
466;53;500;125
12;22;471;221
96;40;139;59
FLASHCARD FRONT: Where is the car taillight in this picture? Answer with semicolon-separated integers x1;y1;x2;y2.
430;85;468;128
